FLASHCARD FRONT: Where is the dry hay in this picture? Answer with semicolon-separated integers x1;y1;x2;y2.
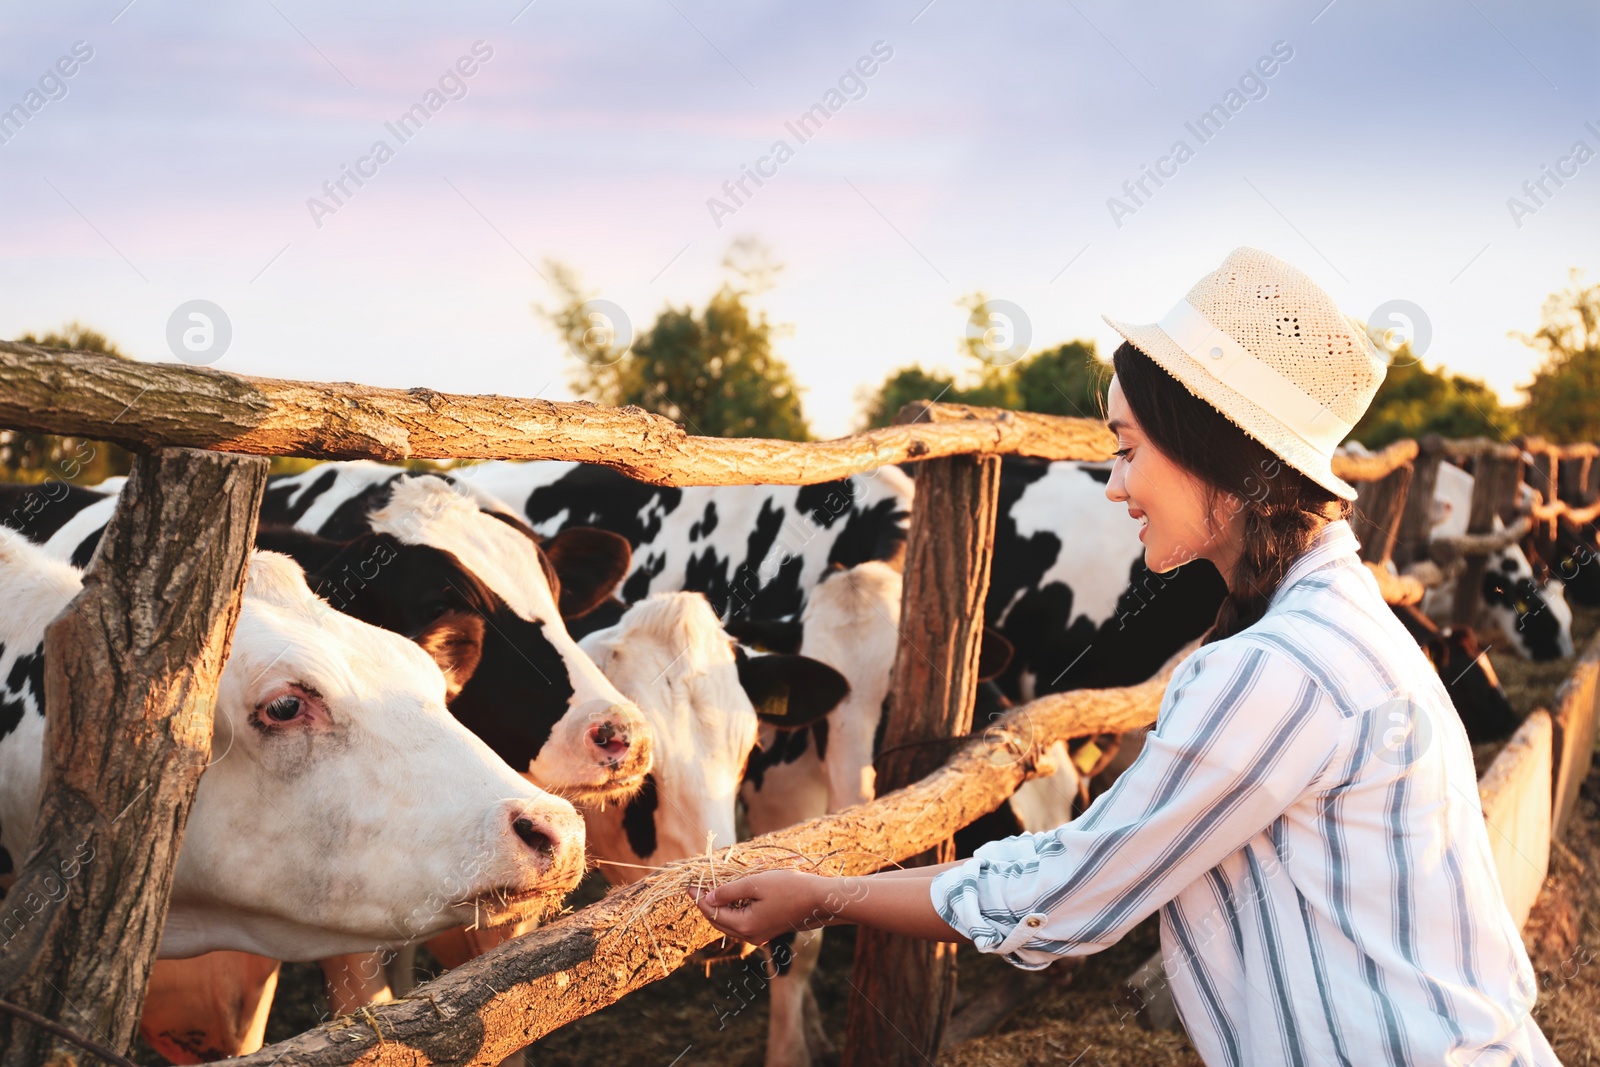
940;914;1203;1067
1528;763;1600;1064
605;837;895;979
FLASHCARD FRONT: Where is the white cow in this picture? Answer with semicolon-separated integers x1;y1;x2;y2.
0;530;586;962
402;591;849;1067
577;591;847;874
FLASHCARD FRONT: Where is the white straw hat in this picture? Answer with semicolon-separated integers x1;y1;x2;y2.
1104;247;1387;501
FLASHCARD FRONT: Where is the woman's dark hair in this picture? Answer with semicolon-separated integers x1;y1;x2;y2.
1111;341;1350;643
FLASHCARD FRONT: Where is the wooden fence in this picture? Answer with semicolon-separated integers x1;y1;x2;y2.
0;339;1596;1065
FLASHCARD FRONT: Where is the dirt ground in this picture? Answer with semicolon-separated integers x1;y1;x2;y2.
125;605;1600;1066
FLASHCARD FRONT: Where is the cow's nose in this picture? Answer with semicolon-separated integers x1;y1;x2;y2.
583;703;652;771
504;801;583;871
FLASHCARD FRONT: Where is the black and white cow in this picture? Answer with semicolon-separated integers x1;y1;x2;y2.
401;589;851;1067
987;457;1524;742
1424;460;1575;661
576;591;848;872
457;460;915;623
986;457;1227;700
0;528;586;961
0;473;653;802
1544;514;1600;608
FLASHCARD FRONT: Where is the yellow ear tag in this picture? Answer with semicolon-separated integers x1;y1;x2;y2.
1071;741;1103;776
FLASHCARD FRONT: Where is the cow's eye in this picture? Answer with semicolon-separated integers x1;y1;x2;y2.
263;695;303;722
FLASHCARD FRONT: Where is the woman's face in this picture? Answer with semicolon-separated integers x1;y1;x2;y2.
1104;375;1239;578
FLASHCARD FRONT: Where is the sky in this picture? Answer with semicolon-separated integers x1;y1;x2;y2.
1;0;1597;438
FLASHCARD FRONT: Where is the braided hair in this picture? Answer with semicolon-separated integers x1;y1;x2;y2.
1111;341;1350;643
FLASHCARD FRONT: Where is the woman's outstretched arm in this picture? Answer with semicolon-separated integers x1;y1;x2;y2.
688;866;972;946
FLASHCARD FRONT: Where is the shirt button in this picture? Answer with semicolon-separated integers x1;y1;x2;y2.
1025;917;1043;928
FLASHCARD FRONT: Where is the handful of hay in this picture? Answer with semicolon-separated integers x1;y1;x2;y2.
600;836;896;978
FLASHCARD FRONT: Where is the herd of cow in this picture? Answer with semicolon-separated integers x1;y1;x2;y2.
0;449;1593;1065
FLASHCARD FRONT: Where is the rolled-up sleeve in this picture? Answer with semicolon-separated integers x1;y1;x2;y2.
931;639;1346;969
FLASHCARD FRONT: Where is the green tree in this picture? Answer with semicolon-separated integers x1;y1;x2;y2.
1012;340;1110;420
4;323;135;484
1518;270;1600;443
540;248;810;441
858;296;1109;428
1348;344;1517;448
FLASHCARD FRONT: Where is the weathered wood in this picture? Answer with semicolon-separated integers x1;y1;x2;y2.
227;648;1192;1067
1436;438;1524;464
1551;631;1600;843
0;342;1116;483
1395;436;1444;567
1553;443;1600;461
1351;462;1413;564
1364;561;1426;606
1451;453;1520;629
1558;455;1592;505
844;452;1003;1067
1334;438;1417;483
0;448;267;1064
1429;516;1533;562
1520;439;1558;513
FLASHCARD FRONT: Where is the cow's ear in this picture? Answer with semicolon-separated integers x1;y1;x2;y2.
978;628;1014;682
722;617;804;654
415;610;486;701
735;647;850;728
542;527;632;619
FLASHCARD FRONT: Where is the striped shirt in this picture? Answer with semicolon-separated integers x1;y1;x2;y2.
932;518;1559;1065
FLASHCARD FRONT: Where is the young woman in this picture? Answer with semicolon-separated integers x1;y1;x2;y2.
690;248;1558;1064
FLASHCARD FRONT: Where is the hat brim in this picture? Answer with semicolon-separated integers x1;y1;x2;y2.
1102;313;1359;501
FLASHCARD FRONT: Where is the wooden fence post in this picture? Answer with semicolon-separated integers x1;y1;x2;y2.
1452;452;1521;629
842;453;1002;1067
0;448;267;1064
1352;462;1413;565
1558;452;1592;506
1395;436;1442;568
1518;437;1555;507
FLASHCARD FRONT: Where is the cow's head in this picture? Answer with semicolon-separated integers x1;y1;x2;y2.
0;536;586;962
576;592;848;877
1548;518;1600;609
349;477;652;803
1389;599;1520;744
1481;546;1574;661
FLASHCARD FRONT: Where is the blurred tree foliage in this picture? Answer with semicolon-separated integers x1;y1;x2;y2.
858;295;1110;428
541;240;810;441
1517;270;1600;443
1348;343;1518;448
3;324;135;484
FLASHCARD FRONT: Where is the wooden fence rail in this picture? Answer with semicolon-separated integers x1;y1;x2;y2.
225;651;1189;1067
1;341;1415;487
0;341;1117;483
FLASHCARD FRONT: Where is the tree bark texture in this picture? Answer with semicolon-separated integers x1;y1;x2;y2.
0;448;267;1065
1351;462;1413;565
1451;453;1522;629
842;453;1003;1067
0;342;1116;483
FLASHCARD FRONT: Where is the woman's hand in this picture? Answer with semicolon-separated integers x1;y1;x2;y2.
687;870;837;946
687;865;973;947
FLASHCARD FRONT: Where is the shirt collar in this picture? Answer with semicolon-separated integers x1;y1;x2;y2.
1268;518;1362;608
